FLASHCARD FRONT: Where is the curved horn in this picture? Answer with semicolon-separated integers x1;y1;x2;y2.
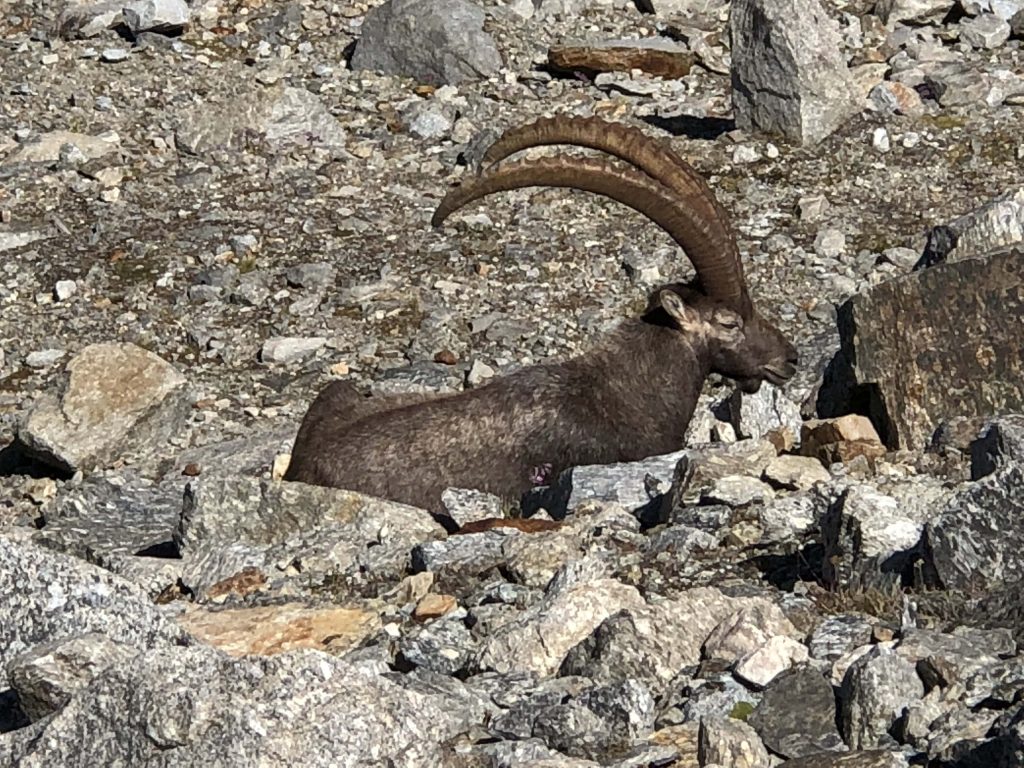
477;116;750;317
432;155;747;313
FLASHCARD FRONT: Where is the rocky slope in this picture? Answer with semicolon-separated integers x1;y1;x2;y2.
1;0;1024;764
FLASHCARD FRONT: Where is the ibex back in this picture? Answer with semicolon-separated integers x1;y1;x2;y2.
285;117;798;513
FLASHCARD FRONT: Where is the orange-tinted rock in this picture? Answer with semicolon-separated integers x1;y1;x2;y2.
454;517;563;535
179;604;379;657
205;567;268;601
548;42;693;79
802;415;882;447
414;593;458;621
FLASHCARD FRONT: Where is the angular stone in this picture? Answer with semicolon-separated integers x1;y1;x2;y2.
925;463;1024;591
960;13;1012;47
703;603;799;663
698;716;771;768
440;487;504;527
734;636;811;689
702;474;775;507
748;664;844;757
840;645;925;749
896;627;1013;680
476;578;645;678
524;449;688;519
1013;7;1024;34
178;477;445;599
397;615;476;675
714;385;803;442
18;343;190;474
412;529;514;594
561;590;784;691
729;0;860;145
807;614;874;663
802;415;883;451
758;492;823;542
763;455;831;490
1;646;465;765
668;439;778;507
650;723;700;765
34;474;185;564
836;248;1024;449
548;39;694;79
176;86;346;156
350;0;502;86
823;481;952;590
7;633;140;722
874;0;956;24
924;64;992;108
929;187;1024;263
259;336;327;364
414;593;458;620
178;604;380;656
531;679;656;761
121;0;190;34
0;537;187;670
960;0;1024;16
502;506;637;589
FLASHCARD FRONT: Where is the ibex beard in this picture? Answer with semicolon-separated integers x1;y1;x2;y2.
285;117;798;514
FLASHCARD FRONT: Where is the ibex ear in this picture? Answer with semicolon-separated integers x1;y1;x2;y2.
659;290;702;333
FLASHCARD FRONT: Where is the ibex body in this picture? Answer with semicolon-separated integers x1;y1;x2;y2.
285;117;798;513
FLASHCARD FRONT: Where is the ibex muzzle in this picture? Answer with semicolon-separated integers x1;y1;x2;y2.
285;117;798;513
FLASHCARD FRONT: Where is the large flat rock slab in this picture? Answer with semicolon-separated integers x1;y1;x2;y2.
837;248;1024;449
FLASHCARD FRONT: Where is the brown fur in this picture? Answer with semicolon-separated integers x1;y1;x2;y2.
285;285;797;513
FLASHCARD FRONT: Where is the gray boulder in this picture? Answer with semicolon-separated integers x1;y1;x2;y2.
835;248;1024;449
925;462;1024;592
176;84;347;156
17;343;191;474
351;0;503;86
0;536;187;670
729;0;859;145
1;646;466;766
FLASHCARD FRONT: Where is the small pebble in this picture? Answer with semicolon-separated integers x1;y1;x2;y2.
871;127;890;153
732;144;761;164
54;280;77;301
101;48;130;63
26;349;65;368
467;359;495;386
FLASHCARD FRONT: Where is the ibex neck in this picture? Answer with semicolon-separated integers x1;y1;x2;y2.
571;320;710;453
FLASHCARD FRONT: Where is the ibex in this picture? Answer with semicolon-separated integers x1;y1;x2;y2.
285;117;798;514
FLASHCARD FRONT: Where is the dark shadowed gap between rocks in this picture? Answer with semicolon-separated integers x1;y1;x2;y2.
0;690;30;734
0;442;73;482
642;113;735;142
747;542;825;592
814;338;898;449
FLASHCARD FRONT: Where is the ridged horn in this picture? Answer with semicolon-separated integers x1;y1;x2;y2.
481;117;722;219
474;116;750;317
432;155;744;311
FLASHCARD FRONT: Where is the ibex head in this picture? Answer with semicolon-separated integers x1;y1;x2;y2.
432;116;798;394
643;285;796;393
